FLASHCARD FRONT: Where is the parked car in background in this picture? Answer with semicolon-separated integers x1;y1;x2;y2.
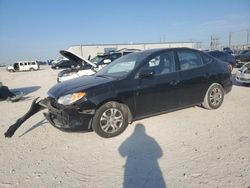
37;61;47;65
235;50;250;67
57;50;101;82
47;59;54;65
223;47;233;54
8;48;232;138
57;49;140;82
6;61;39;72
235;62;250;85
51;59;79;69
207;50;236;67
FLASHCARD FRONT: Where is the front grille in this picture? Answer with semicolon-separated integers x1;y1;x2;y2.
239;77;250;81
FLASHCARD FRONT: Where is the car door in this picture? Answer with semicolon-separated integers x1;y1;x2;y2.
176;49;208;106
135;50;181;117
19;63;25;71
24;62;29;70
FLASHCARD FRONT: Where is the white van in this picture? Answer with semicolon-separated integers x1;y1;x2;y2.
7;61;40;72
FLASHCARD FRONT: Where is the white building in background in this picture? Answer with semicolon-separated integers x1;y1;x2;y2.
68;42;195;59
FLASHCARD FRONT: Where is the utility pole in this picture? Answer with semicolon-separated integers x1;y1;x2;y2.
229;32;232;48
247;29;249;48
210;36;213;50
210;36;220;50
80;45;83;57
216;37;220;50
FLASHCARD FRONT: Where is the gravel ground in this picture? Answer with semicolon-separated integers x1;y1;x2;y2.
0;66;250;188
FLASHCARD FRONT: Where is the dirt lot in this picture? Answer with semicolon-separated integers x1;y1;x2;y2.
0;66;250;188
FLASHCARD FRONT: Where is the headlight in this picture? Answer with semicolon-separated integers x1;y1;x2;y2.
57;92;86;105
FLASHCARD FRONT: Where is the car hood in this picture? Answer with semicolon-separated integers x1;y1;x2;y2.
60;50;97;68
48;75;113;99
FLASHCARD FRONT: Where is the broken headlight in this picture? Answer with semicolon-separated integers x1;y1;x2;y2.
57;92;87;105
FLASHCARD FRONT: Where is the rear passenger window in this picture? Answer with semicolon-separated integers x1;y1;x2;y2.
24;63;27;65
177;51;203;70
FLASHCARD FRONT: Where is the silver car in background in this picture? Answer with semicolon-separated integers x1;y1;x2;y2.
235;62;250;84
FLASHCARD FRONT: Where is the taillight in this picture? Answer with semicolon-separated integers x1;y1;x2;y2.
227;64;233;73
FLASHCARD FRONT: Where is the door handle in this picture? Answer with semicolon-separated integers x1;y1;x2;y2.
205;72;210;78
170;80;180;85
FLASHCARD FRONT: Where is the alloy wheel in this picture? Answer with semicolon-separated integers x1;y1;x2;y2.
100;108;124;134
209;87;223;106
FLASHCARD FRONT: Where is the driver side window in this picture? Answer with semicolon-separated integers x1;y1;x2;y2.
141;51;176;76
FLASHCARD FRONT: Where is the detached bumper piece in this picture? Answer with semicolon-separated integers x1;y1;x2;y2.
5;97;46;137
43;98;93;131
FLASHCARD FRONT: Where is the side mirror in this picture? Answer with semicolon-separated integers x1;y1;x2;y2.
138;69;155;79
103;59;111;64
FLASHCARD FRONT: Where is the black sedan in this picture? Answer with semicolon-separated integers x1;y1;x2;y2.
5;48;232;138
51;59;79;69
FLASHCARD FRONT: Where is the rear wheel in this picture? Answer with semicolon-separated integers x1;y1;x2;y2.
202;83;224;110
92;101;128;138
30;68;35;71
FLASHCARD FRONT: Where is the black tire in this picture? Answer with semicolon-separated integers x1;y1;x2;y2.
202;83;224;110
92;101;128;138
30;68;35;71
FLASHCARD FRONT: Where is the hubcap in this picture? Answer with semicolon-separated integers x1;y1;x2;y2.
100;108;123;133
209;87;222;106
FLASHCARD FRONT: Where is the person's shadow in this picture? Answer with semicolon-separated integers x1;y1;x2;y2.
119;123;166;188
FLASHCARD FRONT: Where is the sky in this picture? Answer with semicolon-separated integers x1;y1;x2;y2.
0;0;249;64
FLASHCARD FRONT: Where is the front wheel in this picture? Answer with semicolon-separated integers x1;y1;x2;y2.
92;101;128;138
202;83;224;110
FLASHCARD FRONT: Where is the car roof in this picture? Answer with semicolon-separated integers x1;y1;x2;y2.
15;61;37;63
131;47;197;56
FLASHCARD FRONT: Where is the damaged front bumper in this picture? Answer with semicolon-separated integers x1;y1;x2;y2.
235;69;250;84
5;97;96;137
41;97;94;131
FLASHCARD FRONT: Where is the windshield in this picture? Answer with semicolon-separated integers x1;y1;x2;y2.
90;56;106;65
95;52;144;78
